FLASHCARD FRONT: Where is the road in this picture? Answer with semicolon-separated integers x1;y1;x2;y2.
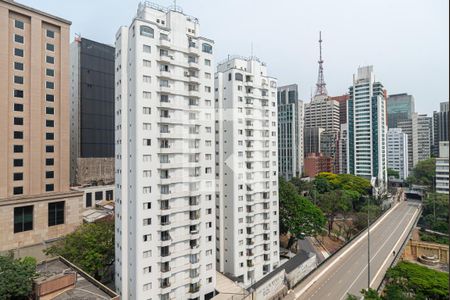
286;200;421;300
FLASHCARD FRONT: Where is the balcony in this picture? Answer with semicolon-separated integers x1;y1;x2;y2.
189;285;200;293
161;264;171;273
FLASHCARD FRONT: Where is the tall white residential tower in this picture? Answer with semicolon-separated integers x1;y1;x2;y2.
387;128;409;180
215;56;280;286
115;3;216;299
347;66;387;184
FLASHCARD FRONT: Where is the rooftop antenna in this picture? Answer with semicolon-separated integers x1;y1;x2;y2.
314;31;328;98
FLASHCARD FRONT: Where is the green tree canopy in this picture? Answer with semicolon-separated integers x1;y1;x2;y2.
0;254;37;300
279;177;326;238
407;158;436;187
45;220;114;281
387;168;399;179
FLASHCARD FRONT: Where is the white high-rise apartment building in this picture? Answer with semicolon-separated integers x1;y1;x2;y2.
278;84;304;180
436;141;449;194
215;56;280;286
114;3;216;299
387;128;409;180
347;66;387;184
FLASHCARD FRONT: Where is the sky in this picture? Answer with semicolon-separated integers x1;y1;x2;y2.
19;0;449;114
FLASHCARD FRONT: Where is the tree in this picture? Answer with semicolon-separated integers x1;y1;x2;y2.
279;177;326;246
45;220;114;281
407;158;436;186
387;168;399;179
317;190;352;236
0;254;37;300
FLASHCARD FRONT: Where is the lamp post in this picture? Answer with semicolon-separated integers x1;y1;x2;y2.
367;195;371;289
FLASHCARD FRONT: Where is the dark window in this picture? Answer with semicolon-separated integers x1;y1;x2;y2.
14;206;33;233
14;34;24;44
46;94;54;102
48;201;64;226
235;73;243;81
14;48;24;57
13;173;23;181
46;133;54;140
95;191;103;201
46;158;54;166
140;25;154;38
15;20;24;29
86;193;92;207
13;186;23;195
46;56;54;64
14;103;23;112
46;171;54;179
46;107;54;114
14;62;23;70
202;43;213;54
14;117;23;125
13;159;23;167
14;76;23;84
45;184;54;192
106;190;113;200
14;131;23;139
14;90;23;98
46;145;54;152
228;73;232;81
46;81;54;89
46;30;55;38
46;120;54;127
46;69;54;77
46;43;54;51
14;145;23;153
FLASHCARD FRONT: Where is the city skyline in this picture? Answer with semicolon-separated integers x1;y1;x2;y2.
16;0;449;115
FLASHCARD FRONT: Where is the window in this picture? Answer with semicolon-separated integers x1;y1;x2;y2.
160;95;169;102
140;26;154;38
86;193;92;207
46;120;54;127
202;43;213;54
46;43;54;51
143;139;151;146
143;107;151;114
14;104;23;112
46;133;54;140
46;30;55;38
143;60;151;67
46;171;54;179
143;75;151;83
13;159;23;167
46;94;54;102
204;59;211;66
14;62;23;70
106;190;113;200
143;91;151;99
14;34;24;44
46;56;54;64
14;48;23;57
48;201;64;226
15;20;24;29
143;45;151;53
14;90;23;98
46;158;54;166
46;69;54;77
13;131;23;139
46;81;54;89
14;206;33;233
95;191;103;201
14;145;23;153
14;76;23;84
13;173;23;181
45;184;54;192
46;107;54;114
14;118;23;125
46;145;54;153
13;186;23;195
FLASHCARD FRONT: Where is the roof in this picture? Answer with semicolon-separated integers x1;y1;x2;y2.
1;0;71;25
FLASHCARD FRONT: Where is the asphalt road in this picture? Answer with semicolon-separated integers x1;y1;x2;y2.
286;200;421;300
298;237;326;263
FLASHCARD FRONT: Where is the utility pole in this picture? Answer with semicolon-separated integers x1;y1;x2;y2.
367;195;371;289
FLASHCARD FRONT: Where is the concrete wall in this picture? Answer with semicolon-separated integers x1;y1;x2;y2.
403;240;449;264
74;157;114;186
286;253;317;288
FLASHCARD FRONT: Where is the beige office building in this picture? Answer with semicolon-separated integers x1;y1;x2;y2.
0;0;83;254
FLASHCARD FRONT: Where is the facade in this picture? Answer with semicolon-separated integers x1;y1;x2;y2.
304;153;332;178
433;102;449;156
304;127;324;155
436;141;449;194
387;93;415;128
417;114;432;162
278;84;304;180
330;94;350;125
114;3;216;299
215;56;280;286
338;123;348;174
347;66;387;184
398;114;418;171
70;37;115;186
0;0;83;253
387;128;409;180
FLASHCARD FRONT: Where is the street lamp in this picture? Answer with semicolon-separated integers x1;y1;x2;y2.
367;194;371;289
